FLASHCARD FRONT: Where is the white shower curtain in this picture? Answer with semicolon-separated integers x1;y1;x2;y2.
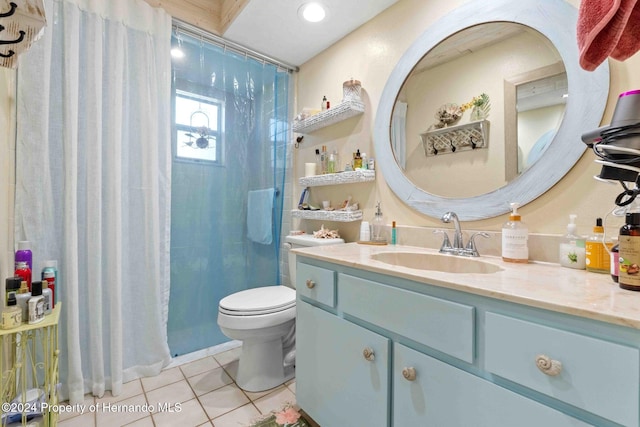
15;0;172;403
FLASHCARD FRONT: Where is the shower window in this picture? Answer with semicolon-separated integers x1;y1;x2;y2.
174;89;224;163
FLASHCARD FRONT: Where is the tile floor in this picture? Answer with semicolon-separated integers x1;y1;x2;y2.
57;346;298;427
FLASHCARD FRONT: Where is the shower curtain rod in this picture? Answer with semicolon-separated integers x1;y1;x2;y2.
173;19;299;73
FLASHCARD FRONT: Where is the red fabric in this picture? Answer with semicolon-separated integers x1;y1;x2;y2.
612;3;640;60
577;0;639;71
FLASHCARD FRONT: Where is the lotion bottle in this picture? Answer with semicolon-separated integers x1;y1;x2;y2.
502;202;528;263
1;294;22;330
559;214;586;269
371;202;386;242
28;281;45;324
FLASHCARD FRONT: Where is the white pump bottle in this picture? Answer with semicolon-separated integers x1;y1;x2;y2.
502;202;529;263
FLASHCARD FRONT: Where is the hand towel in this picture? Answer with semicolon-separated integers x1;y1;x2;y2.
247;188;275;245
612;2;640;61
577;0;639;71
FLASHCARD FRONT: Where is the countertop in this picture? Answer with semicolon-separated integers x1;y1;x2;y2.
292;243;640;330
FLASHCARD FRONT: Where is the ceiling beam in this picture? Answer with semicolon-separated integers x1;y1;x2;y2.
143;0;223;35
220;0;250;34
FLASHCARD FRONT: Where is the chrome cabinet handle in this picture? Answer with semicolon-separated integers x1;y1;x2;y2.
305;279;315;289
536;354;562;376
363;347;375;361
402;367;416;381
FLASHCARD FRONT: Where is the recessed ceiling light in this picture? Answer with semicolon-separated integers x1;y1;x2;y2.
299;2;327;23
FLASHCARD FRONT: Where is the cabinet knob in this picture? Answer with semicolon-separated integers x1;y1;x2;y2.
535;354;562;376
402;367;417;381
363;347;375;361
306;279;315;289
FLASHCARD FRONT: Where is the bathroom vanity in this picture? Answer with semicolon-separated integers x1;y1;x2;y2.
294;243;640;427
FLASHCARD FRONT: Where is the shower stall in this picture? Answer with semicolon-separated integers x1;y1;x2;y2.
168;25;293;356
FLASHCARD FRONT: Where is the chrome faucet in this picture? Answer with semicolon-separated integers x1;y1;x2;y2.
441;211;463;250
436;211;489;257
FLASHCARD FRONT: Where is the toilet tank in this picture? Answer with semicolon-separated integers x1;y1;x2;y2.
284;234;345;288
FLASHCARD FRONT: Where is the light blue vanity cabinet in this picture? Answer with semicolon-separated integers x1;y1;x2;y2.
295;256;638;426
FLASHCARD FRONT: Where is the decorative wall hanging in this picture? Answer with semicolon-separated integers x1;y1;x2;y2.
0;0;46;68
421;119;490;156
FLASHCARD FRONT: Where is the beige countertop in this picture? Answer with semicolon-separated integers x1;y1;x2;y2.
292;242;640;330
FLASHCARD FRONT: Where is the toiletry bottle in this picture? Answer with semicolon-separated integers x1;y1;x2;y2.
320;145;328;174
353;149;363;169
328;150;337;173
559;214;586;269
5;276;21;305
1;294;22;330
585;218;611;273
42;260;57;308
322;95;329;111
28;281;45;324
315;149;322;174
361;152;368;170
15;281;31;323
14;260;32;291
368;157;375;170
391;221;397;245
41;281;52;314
371;202;386;242
618;213;640;290
502;202;528;263
15;240;32;271
611;243;620;283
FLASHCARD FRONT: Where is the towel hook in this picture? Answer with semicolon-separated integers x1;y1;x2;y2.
0;2;17;18
0;50;15;58
0;30;25;46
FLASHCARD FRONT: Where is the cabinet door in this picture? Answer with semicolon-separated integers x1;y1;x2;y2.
394;343;590;427
297;301;390;427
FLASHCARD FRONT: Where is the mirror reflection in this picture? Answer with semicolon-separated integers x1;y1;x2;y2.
392;23;566;198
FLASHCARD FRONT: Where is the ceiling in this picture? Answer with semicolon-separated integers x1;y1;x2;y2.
212;0;398;67
147;0;398;67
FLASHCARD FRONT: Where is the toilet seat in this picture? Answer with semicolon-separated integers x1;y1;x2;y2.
219;286;295;316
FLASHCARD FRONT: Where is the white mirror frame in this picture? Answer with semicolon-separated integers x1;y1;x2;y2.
374;0;609;221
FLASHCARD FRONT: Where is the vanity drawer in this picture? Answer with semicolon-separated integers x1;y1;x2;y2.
296;262;336;307
485;312;640;427
338;273;474;363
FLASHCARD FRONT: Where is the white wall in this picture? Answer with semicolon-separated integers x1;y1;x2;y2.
293;0;633;242
0;67;16;298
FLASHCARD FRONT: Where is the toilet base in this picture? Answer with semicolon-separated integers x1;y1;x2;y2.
236;337;295;392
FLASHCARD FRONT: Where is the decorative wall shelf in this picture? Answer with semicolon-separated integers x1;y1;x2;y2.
293;99;365;134
291;209;363;222
421;119;490;157
0;0;47;69
299;169;375;187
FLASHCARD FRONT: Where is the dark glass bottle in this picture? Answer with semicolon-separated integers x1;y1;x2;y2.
619;213;640;291
611;244;619;283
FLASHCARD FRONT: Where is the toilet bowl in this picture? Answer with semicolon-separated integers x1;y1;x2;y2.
217;234;344;392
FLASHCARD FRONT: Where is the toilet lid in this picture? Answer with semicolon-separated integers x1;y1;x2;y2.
219;286;295;315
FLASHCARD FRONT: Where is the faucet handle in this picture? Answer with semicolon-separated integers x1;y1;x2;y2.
465;232;490;257
433;229;452;253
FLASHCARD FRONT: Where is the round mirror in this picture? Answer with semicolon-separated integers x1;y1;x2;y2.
375;0;609;220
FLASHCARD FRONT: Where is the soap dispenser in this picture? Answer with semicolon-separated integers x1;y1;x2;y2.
559;214;586;269
502;202;528;263
371;202;386;242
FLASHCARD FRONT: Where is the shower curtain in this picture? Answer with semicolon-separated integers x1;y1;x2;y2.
167;28;291;356
15;0;172;402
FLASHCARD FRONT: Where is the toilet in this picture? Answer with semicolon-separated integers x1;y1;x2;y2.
217;234;345;392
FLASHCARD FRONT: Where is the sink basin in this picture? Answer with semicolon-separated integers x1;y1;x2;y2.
370;252;503;274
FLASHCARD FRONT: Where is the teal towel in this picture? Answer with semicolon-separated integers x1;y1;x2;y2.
247;188;275;244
